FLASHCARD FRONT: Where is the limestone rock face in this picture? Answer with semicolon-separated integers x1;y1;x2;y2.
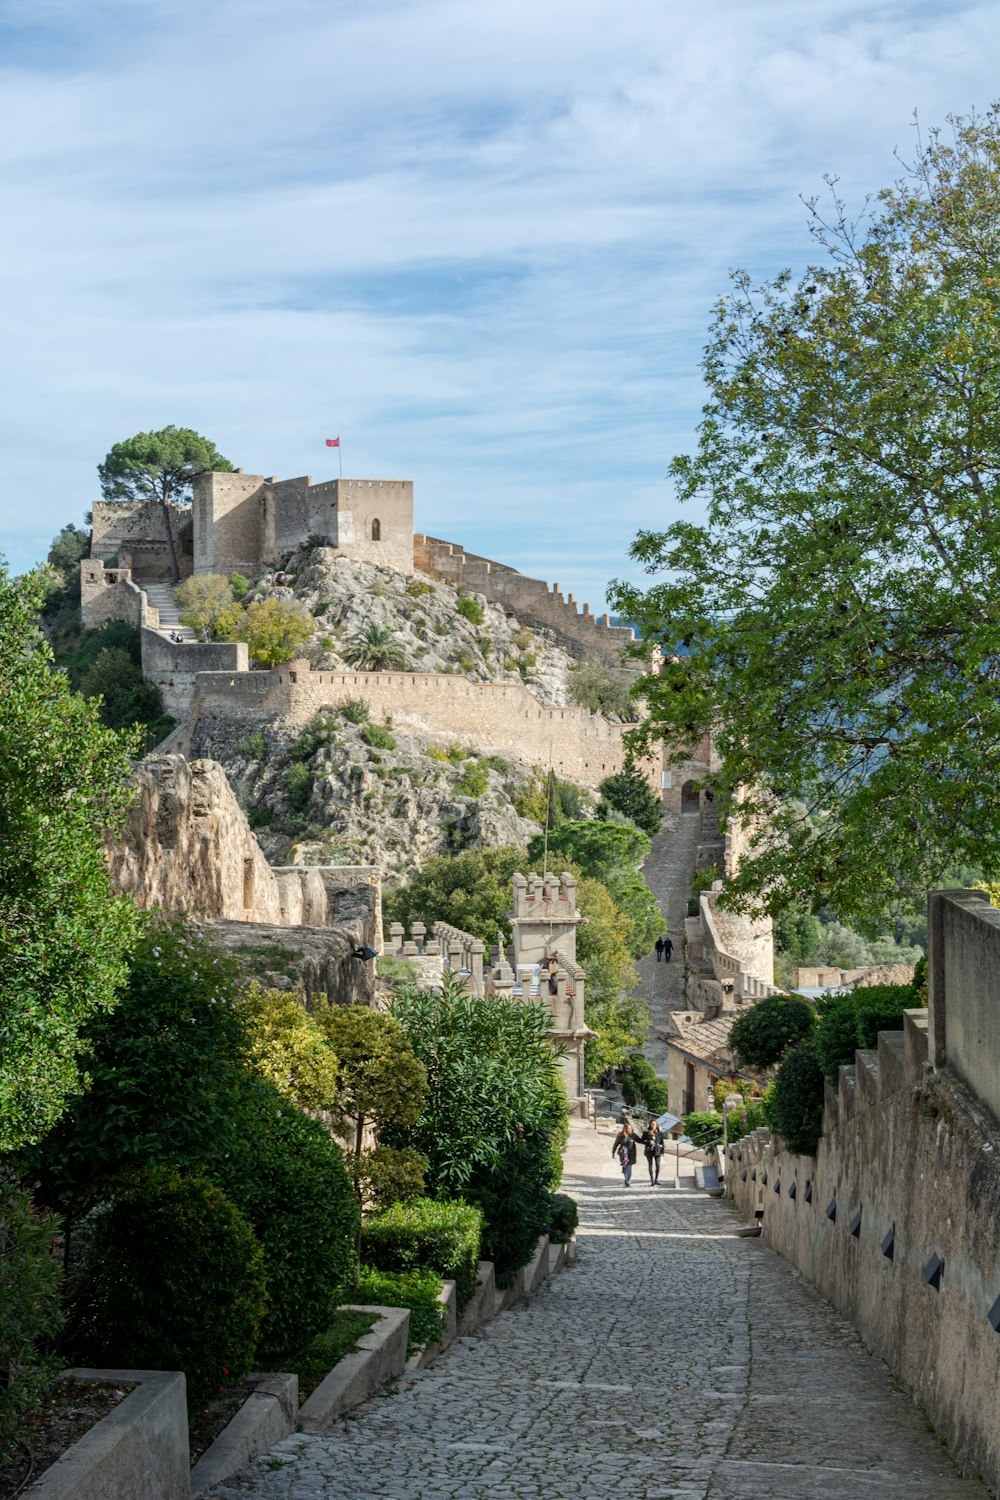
189;711;558;881
248;547;589;708
107;754;285;924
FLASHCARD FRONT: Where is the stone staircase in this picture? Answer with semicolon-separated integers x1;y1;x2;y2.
143;582;197;642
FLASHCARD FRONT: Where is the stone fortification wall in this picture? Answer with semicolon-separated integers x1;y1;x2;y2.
927;888;1000;1124
728;893;1000;1494
203;918;375;1007
414;534;637;668
91;499;192;578
190;662;654;790
80;561;147;631
193;472;414;578
141;626;247;721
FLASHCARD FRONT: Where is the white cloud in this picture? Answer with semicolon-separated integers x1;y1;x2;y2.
1;0;997;604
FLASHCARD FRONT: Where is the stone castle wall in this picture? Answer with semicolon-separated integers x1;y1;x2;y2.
189;662;657;790
141;627;248;721
193;472;414;578
413;534;637;668
728;893;1000;1495
91;498;193;579
80;562;147;630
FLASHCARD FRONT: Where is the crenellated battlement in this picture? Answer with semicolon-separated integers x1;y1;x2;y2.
413;533;637;668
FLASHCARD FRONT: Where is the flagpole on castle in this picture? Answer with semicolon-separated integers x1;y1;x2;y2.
326;436;343;479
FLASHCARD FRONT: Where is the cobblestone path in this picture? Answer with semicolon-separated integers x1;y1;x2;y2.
209;1122;984;1500
636;811;701;1075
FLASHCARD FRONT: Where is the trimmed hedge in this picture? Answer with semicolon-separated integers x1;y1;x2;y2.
354;1267;446;1353
361;1197;482;1312
814;984;913;1084
81;1168;266;1410
210;1080;358;1364
547;1193;579;1244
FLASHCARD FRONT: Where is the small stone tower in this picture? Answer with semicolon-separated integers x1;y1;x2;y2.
507;872;593;1116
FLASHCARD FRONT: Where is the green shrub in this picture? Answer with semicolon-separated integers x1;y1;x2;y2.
814;983;913;1083
454;762;489;797
229;572;251;601
357;1144;427;1212
547;1193;579;1244
596;764;661;835
80;1168;265;1410
681;1111;725;1148
340;698;370;724
235;731;266;760
210;1081;358;1364
362;723;396;750
728;993;815;1070
284;760;312;811
769;1037;825;1155
361;1198;482;1312
354;1267;445;1353
456;597;485;625
0;1183;63;1463
406;580;434;597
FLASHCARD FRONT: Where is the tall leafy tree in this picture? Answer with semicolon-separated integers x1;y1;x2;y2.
610;109;1000;926
97;426;233;582
0;566;139;1151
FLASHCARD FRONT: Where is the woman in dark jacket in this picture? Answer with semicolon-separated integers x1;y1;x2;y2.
611;1121;637;1187
641;1118;665;1184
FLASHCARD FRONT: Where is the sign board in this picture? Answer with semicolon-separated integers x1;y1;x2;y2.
661;771;672;789
656;1111;682;1133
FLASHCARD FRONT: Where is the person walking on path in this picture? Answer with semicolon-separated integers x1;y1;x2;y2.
641;1118;666;1184
662;935;673;963
654;936;664;962
612;1121;637;1186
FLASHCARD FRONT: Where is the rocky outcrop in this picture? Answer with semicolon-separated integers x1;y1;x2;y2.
107;754;285;923
189;711;556;879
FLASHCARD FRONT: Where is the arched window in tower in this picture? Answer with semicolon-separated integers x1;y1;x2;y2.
371;518;381;541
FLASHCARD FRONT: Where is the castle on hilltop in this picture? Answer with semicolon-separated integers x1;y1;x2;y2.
83;468;636;665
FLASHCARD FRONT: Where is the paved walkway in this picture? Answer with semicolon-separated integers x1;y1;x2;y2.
209;1122;985;1500
636;810;701;1075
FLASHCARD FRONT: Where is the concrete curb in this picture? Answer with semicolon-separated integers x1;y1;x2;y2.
457;1261;496;1337
298;1305;410;1433
405;1280;459;1373
189;1372;297;1495
26;1369;189;1500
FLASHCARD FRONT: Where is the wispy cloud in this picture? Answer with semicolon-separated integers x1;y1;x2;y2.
1;0;997;604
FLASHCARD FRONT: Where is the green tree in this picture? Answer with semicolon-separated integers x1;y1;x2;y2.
344;622;410;671
596;764;662;837
217;596;314;667
97;426;233;583
728;993;815;1071
24;916;250;1220
176;572;239;635
239;983;340;1111
390;975;567;1286
79;645;171;740
527;822;662;958
0;567;139;1152
382;846;527;950
315;1005;427;1281
566;662;639;721
609;108;1000;928
0;1182;63;1462
47;523;89;572
768;1036;825;1155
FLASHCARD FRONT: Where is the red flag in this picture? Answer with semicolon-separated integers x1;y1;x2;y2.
325;437;340;447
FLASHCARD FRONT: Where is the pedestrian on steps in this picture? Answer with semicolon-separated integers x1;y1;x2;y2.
612;1121;637;1187
654;936;664;962
641;1118;666;1184
662;936;674;963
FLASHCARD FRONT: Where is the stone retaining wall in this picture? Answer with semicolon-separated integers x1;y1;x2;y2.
728;999;1000;1494
189;663;657;790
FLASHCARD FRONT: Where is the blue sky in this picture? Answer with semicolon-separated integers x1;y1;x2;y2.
2;0;998;609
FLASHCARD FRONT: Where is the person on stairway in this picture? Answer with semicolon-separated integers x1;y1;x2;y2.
662;936;673;963
654;936;664;962
641;1119;665;1183
612;1122;637;1186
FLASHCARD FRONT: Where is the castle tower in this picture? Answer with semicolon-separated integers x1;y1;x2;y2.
507;872;593;1116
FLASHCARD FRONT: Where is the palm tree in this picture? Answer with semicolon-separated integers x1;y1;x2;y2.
343;623;410;672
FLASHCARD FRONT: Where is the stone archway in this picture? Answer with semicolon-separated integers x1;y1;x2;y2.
681;779;701;813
